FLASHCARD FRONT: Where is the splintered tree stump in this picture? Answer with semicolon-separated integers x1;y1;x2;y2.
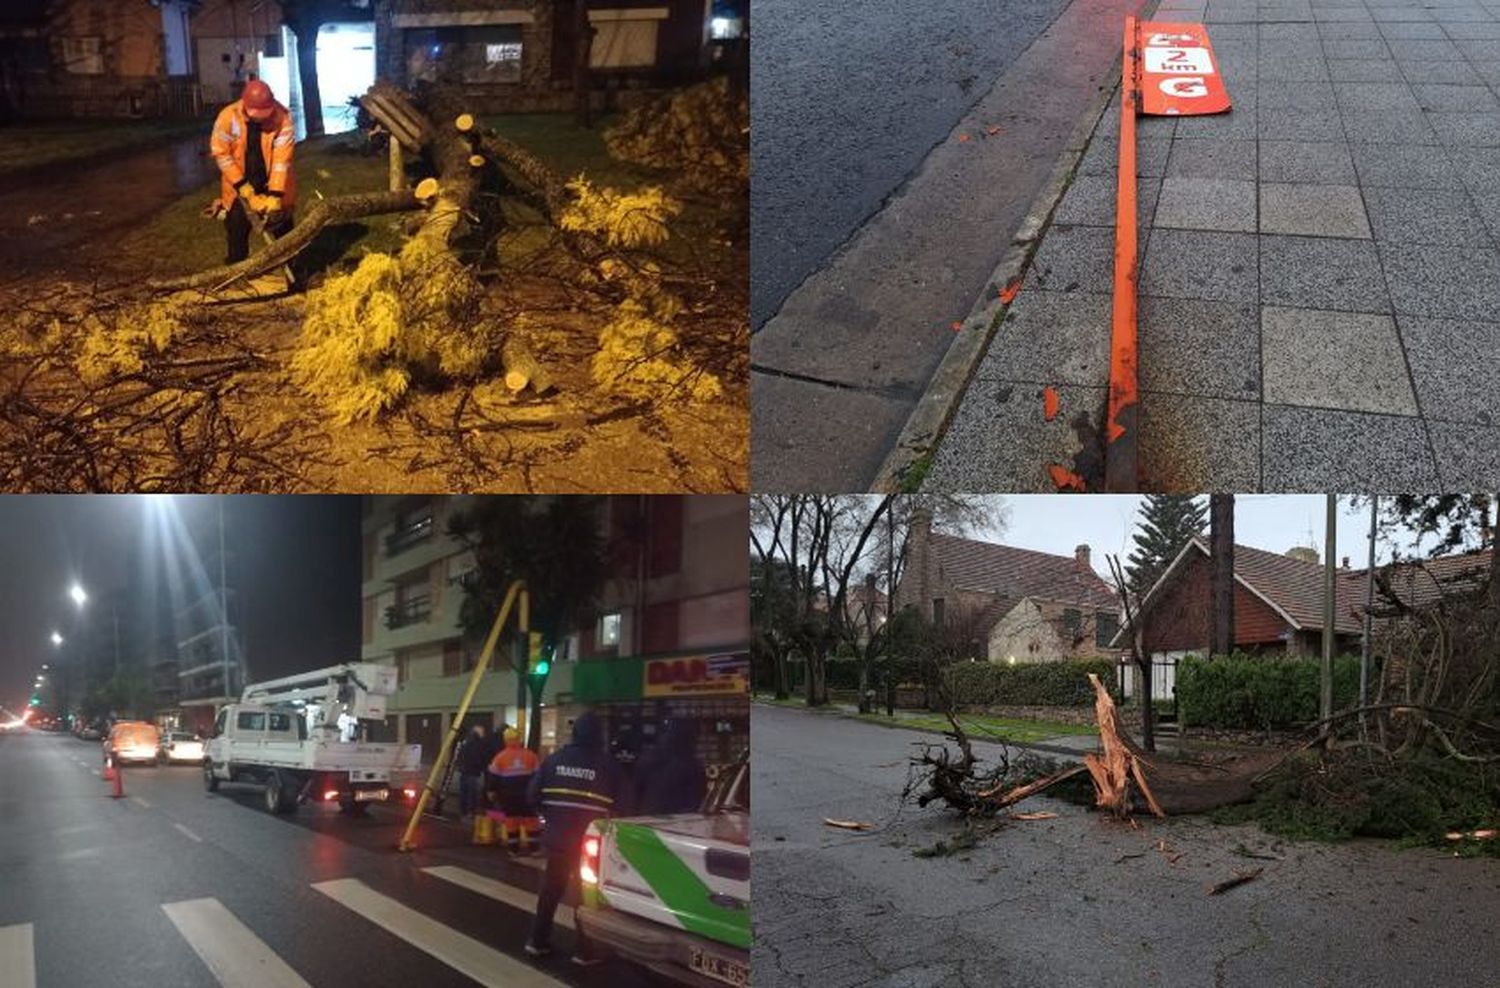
1084;673;1166;819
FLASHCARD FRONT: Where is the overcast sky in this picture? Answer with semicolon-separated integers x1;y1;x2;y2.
968;495;1428;580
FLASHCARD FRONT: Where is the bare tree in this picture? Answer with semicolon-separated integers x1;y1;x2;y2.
1106;553;1154;751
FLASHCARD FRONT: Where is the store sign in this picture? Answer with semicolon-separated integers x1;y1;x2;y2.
1137;22;1231;116
643;653;749;697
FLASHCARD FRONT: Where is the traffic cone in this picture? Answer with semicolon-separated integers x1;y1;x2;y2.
102;758;114;782
109;757;124;799
472;812;495;845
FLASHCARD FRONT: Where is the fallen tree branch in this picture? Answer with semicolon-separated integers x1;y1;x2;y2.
1207;868;1263;895
148;189;420;292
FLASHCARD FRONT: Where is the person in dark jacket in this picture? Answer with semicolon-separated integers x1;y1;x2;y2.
455;723;490;819
525;711;626;961
634;718;708;815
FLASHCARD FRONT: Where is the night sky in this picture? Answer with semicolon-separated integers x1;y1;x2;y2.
0;496;361;711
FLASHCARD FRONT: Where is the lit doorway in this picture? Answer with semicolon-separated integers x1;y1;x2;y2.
256;22;375;139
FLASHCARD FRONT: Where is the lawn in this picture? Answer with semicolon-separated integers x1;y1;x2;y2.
0;117;207;178
753;695;1098;746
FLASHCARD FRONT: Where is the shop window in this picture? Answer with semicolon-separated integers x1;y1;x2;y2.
589;15;660;69
442;640;462;677
599;612;621;647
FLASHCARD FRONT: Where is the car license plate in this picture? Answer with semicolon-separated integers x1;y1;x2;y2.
355;788;388;802
689;947;748;987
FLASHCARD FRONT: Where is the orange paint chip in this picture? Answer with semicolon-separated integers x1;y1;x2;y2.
951;320;963;332
1043;386;1060;421
1048;465;1087;492
999;279;1023;305
987;125;1003;136
958;133;971;142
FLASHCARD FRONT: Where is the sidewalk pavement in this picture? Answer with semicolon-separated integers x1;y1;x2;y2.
927;0;1500;492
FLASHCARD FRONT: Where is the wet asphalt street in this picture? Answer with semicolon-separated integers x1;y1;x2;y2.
750;0;1071;330
0;136;214;274
752;703;1500;988
0;728;654;987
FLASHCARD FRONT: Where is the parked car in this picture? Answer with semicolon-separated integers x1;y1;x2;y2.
104;721;161;766
159;731;205;764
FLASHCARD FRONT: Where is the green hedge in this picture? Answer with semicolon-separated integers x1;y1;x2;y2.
825;657;927;691
1176;654;1363;730
945;659;1118;707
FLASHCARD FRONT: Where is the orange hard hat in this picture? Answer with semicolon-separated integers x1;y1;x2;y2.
242;79;275;117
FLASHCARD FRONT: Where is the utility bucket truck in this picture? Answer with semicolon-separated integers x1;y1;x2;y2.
204;662;421;815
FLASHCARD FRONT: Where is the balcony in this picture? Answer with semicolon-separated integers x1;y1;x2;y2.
385;595;432;630
385;515;435;557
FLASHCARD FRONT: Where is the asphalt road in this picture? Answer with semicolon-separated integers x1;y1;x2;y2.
750;0;1141;489
752;703;1500;988
750;0;1070;330
0;136;214;275
0;728;657;988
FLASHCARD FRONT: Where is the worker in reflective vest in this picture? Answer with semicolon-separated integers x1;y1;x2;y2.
525;711;625;962
209;79;297;264
487;727;541;851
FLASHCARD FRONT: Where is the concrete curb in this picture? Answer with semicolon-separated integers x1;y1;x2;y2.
870;22;1143;493
751;698;1095;760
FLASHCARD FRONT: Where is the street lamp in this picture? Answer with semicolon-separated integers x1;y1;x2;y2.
69;583;87;608
49;631;63;647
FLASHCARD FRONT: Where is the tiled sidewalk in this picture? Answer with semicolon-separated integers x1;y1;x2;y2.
927;0;1500;491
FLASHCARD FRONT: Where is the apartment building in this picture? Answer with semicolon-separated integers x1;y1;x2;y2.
361;495;749;771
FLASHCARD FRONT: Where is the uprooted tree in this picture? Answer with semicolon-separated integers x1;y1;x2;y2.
0;79;744;490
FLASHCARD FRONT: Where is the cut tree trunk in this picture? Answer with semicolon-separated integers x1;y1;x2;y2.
148;189;421;293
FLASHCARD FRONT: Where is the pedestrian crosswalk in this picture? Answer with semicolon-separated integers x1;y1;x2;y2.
162;898;312;988
8;867;573;988
313;879;566;988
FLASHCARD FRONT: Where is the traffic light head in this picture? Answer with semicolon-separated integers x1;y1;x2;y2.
527;632;553;676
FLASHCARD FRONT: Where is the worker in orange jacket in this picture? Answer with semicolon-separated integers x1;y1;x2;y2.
487;727;541;851
209;79;297;264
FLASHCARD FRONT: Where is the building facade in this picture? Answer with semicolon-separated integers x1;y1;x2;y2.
361;495;749;773
894;511;1122;665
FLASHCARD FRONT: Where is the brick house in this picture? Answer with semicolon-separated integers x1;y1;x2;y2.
1111;538;1496;699
893;510;1122;665
372;0;718;112
0;0;208;118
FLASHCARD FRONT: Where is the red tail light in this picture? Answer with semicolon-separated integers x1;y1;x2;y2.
323;789;339;801
403;788;416;799
580;835;601;885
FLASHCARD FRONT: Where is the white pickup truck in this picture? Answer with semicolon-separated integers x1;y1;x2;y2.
203;662;421;816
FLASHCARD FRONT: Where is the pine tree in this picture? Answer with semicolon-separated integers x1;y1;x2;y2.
1125;495;1207;598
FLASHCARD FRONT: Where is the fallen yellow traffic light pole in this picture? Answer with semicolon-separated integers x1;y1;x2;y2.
398;578;528;852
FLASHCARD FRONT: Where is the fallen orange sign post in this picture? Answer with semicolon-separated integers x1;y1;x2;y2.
1106;17;1231;491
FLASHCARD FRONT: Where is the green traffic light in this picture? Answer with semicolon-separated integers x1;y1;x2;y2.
533;659;550;677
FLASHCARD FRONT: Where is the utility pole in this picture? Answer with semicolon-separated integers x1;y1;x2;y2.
1209;494;1234;657
219;499;231;703
1360;496;1377;731
1321;494;1336;727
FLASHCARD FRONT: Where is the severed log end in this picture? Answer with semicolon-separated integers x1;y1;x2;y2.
455;113;475;132
414;177;441;201
468;154;486;168
501;337;555;394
